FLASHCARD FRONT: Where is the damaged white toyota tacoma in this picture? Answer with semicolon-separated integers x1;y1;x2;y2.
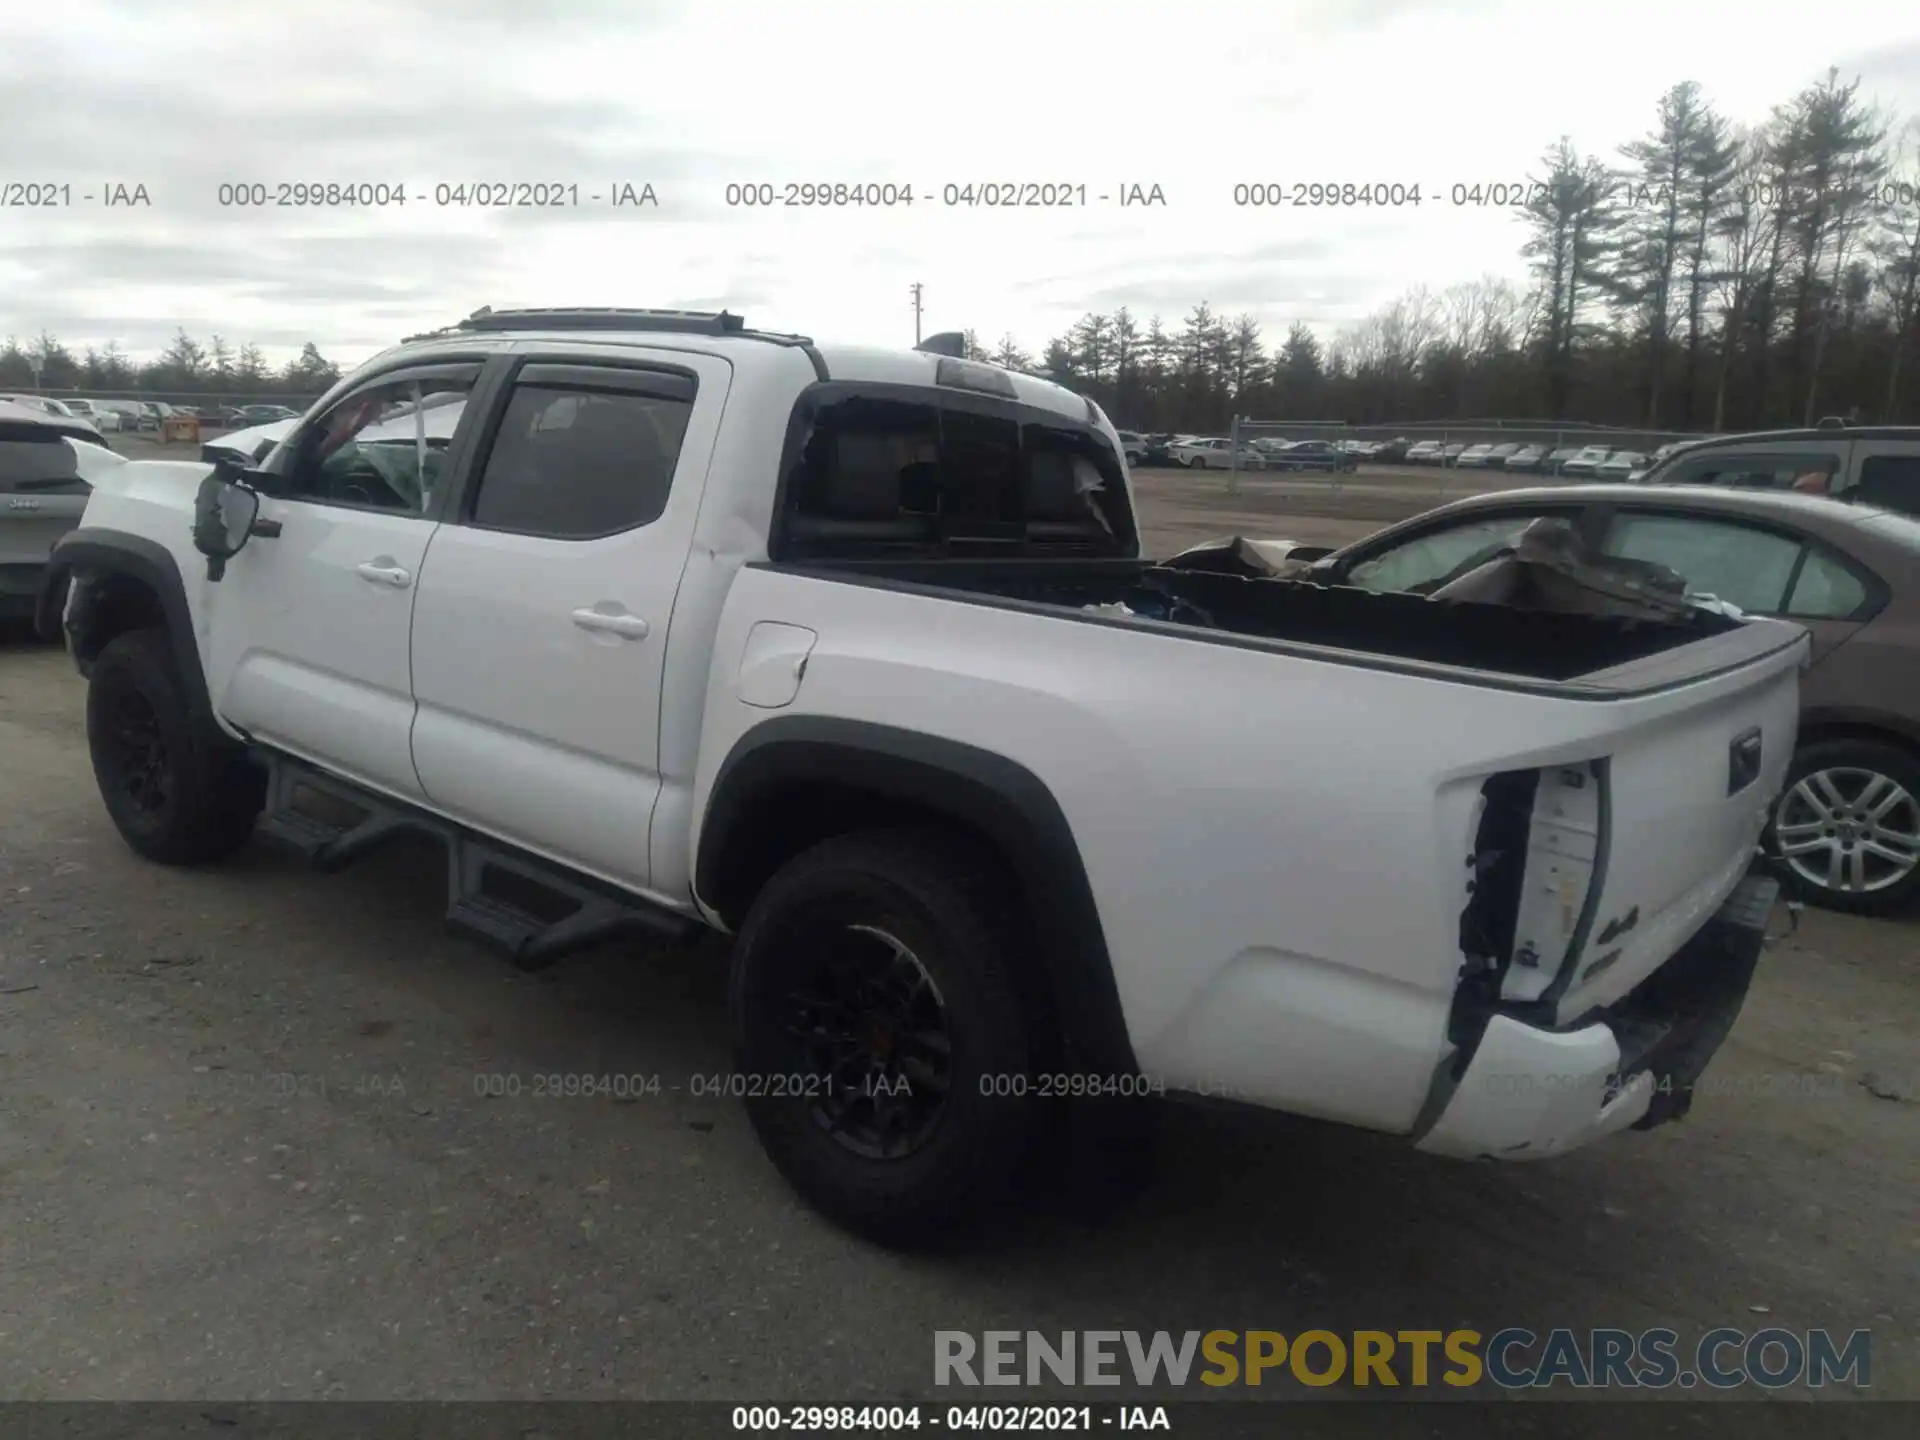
46;308;1806;1248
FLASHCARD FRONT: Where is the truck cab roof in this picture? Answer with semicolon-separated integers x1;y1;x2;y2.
375;308;1099;428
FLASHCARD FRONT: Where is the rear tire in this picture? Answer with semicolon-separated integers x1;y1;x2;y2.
1768;738;1920;915
86;628;265;865
729;827;1050;1250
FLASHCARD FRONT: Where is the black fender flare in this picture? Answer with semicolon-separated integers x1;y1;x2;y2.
46;527;214;723
696;715;1139;1076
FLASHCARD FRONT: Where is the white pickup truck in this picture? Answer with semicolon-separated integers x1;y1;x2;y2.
46;308;1805;1249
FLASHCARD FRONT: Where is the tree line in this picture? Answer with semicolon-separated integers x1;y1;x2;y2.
957;69;1919;437
0;330;343;401
6;69;1916;436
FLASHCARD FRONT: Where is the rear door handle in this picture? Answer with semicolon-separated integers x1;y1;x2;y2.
355;561;412;589
572;607;650;639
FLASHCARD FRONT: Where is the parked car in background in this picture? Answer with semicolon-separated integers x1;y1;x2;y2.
2;393;84;423
1;399;110;636
235;403;301;426
1558;445;1613;477
1256;483;1920;913
1404;440;1445;464
1482;443;1522;468
1114;431;1149;464
1437;443;1467;466
1268;439;1358;473
1370;438;1412;463
1636;424;1920;517
1596;450;1649;481
1503;444;1550;472
192;406;244;428
97;400;151;432
1541;447;1584;475
61;399;121;432
1171;436;1263;469
1454;443;1498;469
1140;433;1178;466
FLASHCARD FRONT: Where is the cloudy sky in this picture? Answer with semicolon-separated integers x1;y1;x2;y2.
2;0;1917;370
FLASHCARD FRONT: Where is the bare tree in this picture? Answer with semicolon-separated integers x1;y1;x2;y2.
1870;125;1920;419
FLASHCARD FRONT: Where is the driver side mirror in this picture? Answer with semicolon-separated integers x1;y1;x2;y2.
192;461;271;581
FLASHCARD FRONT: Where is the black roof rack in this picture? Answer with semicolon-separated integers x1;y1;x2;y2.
455;306;753;335
399;307;828;378
422;311;825;378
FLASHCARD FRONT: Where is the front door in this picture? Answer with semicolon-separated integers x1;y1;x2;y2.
203;363;486;800
407;350;731;894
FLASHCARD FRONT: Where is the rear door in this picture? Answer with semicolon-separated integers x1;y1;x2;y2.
1594;506;1871;664
407;348;730;894
0;424;92;615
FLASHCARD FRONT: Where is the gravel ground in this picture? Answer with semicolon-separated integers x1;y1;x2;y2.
0;452;1914;1405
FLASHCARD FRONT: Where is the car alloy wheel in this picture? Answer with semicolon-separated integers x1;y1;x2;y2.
102;686;175;816
1773;766;1920;898
784;922;953;1161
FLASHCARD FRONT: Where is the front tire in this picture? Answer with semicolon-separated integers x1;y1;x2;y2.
1769;739;1920;915
86;628;265;865
729;828;1050;1249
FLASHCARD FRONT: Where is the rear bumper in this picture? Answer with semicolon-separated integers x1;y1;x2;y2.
1;561;48;619
1415;871;1775;1161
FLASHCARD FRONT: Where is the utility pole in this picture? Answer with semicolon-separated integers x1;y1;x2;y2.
910;282;923;346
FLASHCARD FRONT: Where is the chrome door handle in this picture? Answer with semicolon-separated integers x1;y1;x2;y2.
355;562;412;588
572;608;650;639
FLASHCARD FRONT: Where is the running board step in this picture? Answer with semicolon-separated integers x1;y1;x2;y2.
255;760;425;873
251;752;699;970
444;838;697;972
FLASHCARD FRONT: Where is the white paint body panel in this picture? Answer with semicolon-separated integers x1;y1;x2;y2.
67;329;1806;1166
407;349;734;891
692;566;1803;1136
209;499;439;799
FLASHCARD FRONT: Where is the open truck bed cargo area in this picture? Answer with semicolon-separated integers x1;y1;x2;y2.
757;555;1784;695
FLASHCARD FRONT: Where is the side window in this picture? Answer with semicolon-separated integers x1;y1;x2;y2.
1660;451;1839;494
280;374;474;514
1600;514;1803;613
1784;549;1871;619
468;379;693;539
1855;455;1920;515
1343;514;1549;594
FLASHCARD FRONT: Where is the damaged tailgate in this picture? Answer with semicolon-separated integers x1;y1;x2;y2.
1466;621;1806;1031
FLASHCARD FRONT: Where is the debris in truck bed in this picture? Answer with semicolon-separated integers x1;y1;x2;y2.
1155;535;1315;579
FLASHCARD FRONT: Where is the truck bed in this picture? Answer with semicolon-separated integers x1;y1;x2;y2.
758;556;1786;696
